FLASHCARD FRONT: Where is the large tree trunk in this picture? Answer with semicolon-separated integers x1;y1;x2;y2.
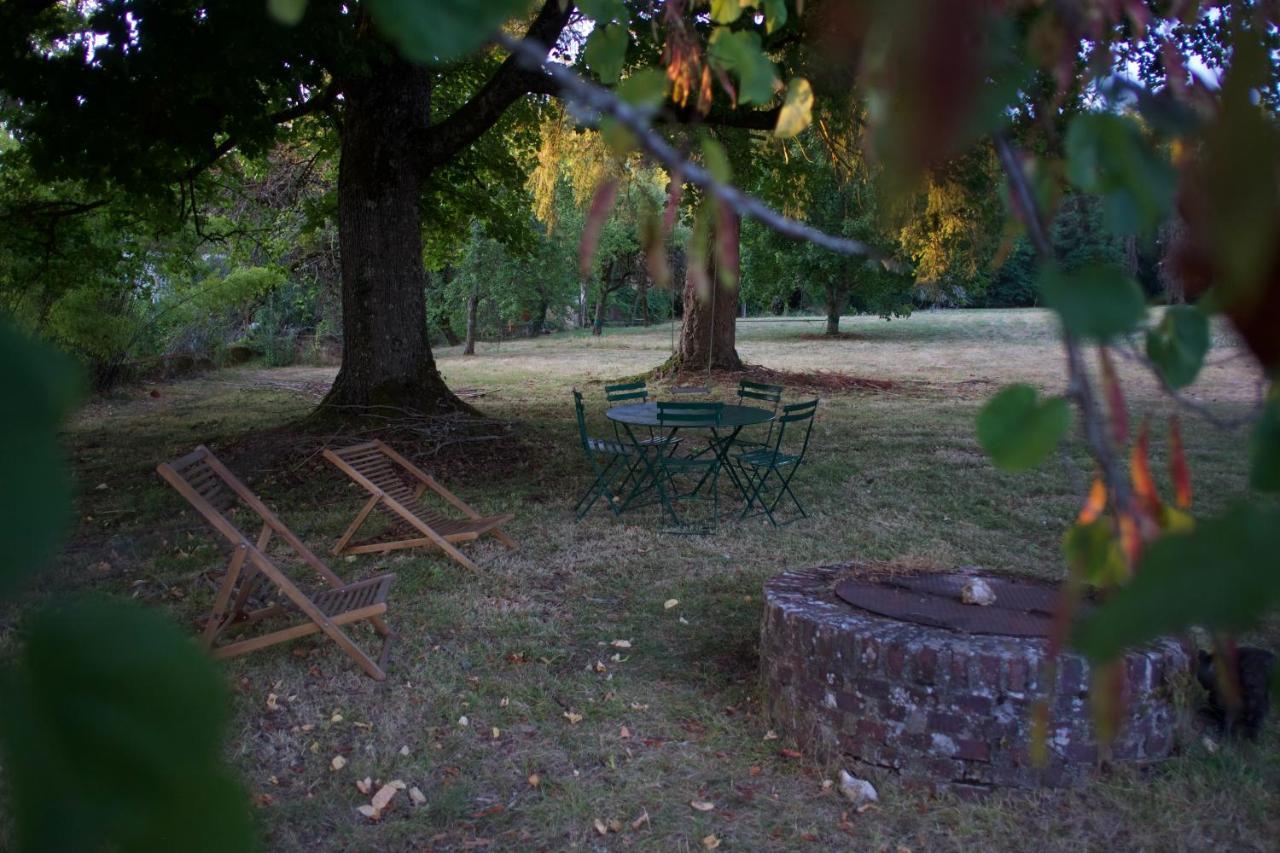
320;58;468;415
463;290;479;355
673;210;742;372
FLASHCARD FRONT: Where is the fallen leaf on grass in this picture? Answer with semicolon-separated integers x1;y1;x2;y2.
610;639;632;649
778;748;802;759
330;712;343;723
857;803;878;814
763;729;779;741
664;599;679;609
563;711;583;725
458;715;470;727
266;693;279;711
356;777;373;795
371;783;398;813
399;745;411;756
593;819;609;836
749;765;762;776
608;819;624;832
619;725;631;739
690;800;715;812
499;697;510;708
388;779;407;790
409;786;427;805
491;727;501;739
356;804;379;820
703;835;721;849
632;810;650;830
330;755;347;771
593;660;608;673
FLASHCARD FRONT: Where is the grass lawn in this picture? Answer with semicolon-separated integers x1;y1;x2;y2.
13;309;1280;850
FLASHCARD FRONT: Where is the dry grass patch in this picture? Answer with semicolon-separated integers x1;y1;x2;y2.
3;310;1274;851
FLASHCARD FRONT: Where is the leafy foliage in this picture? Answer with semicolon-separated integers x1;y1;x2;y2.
976;384;1071;472
1036;263;1146;342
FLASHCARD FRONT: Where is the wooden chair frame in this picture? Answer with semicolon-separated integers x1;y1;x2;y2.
323;440;516;572
156;446;395;680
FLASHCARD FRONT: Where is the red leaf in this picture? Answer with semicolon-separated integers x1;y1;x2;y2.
714;201;740;290
1077;474;1107;525
778;748;802;759
578;179;619;280
1130;420;1161;519
1098;346;1128;445
1169;416;1192;509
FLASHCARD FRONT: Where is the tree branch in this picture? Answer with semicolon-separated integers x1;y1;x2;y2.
496;32;894;264
181;82;339;182
419;0;575;170
993;132;1135;517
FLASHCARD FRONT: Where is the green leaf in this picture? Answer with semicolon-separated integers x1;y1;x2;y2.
366;0;530;65
1073;504;1280;662
773;77;813;139
0;323;81;596
0;597;253;852
976;384;1071;471
616;69;669;109
577;0;629;24
583;23;629;85
709;0;744;24
1064;112;1175;236
1145;305;1210;389
760;0;788;33
700;134;732;184
1037;263;1146;342
1063;520;1127;588
1250;395;1280;492
708;27;778;105
266;0;307;25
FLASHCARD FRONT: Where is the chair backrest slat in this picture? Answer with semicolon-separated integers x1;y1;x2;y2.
737;380;784;404
572;389;593;449
657;400;724;425
605;380;649;403
758;398;818;461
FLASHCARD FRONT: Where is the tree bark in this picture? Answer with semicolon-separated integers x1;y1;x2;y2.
638;279;652;325
592;292;607;335
825;283;845;335
438;318;461;347
463;290;479;355
674;209;743;371
320;57;469;415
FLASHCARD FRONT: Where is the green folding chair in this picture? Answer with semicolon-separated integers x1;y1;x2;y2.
655;400;725;532
604;379;682;454
572;389;638;520
734;398;818;526
699;378;784;459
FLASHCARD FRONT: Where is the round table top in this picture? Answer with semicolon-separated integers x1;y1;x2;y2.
605;401;774;429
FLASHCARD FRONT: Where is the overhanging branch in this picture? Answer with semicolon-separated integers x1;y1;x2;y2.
496;32;893;264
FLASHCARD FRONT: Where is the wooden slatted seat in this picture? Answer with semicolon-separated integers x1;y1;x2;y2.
157;446;396;680
324;440;516;572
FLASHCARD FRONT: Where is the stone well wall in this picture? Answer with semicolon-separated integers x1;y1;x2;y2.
760;565;1194;792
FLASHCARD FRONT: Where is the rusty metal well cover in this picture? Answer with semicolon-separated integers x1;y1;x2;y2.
834;572;1071;637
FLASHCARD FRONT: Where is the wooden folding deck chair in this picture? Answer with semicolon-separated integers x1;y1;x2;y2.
323;440;516;572
157;446;395;680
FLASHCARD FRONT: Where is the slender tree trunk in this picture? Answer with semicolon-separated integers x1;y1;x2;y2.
438;318;461;347
463;290;479;355
593;293;607;335
673;209;742;371
577;280;589;327
825;283;844;335
320;58;468;415
638;279;652;325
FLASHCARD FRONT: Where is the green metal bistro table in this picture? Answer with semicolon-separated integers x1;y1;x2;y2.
605;402;774;521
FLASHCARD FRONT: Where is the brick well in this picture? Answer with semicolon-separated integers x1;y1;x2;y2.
760;565;1194;791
